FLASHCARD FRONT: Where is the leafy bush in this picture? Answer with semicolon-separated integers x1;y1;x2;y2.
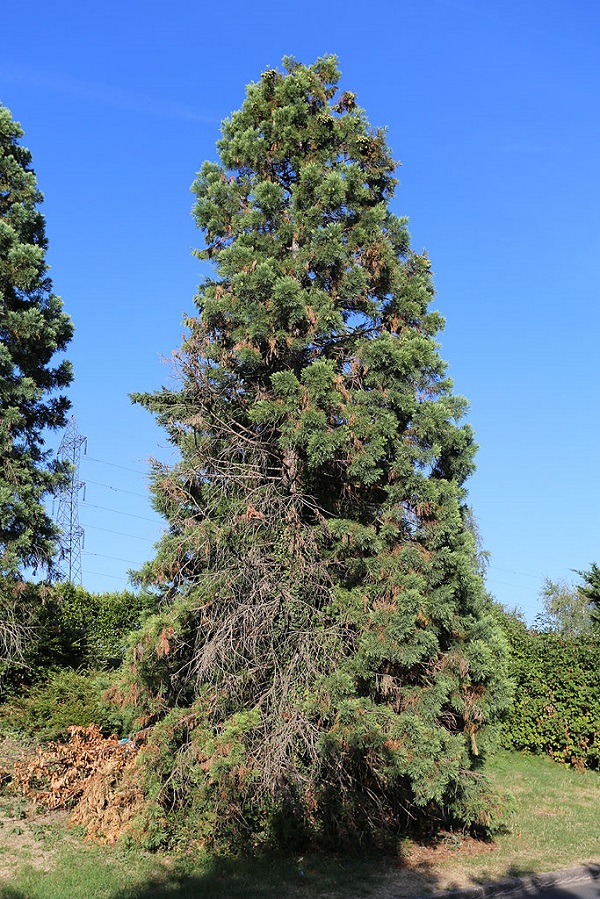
52;584;159;667
499;609;600;768
0;583;159;699
0;668;132;741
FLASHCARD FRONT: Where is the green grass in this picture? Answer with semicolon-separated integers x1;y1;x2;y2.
0;843;386;899
1;751;599;898
400;750;600;894
454;749;600;880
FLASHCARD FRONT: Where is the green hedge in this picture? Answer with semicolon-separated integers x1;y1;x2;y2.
0;668;131;741
499;611;600;767
0;582;159;698
49;583;159;667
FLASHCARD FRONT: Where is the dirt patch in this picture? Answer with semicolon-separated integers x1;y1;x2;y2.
306;835;502;899
0;734;64;881
407;833;498;867
370;833;497;899
395;835;500;896
0;799;70;883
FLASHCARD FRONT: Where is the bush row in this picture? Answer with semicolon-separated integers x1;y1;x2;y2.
0;583;158;739
4;585;600;773
498;610;600;768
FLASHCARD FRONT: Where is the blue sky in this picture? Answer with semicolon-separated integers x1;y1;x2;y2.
2;0;598;620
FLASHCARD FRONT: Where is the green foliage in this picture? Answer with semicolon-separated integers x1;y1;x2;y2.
129;56;511;849
49;583;159;667
0;104;73;579
499;607;600;767
0;668;129;740
535;576;595;637
0;582;158;699
0;582;154;738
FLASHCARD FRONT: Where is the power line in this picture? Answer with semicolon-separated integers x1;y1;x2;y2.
84;478;148;499
82;501;158;524
81;523;156;543
83;550;138;565
489;565;541;581
80;454;552;599
486;579;538;594
81;500;547;590
84;569;129;582
84;455;149;475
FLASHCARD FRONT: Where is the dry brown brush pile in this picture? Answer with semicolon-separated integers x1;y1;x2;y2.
8;724;150;843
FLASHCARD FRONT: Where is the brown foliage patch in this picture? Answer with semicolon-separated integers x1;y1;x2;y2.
10;724;147;843
69;758;146;843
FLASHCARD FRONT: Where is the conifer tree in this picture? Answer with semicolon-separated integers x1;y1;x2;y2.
578;563;600;630
130;57;510;847
0;104;73;578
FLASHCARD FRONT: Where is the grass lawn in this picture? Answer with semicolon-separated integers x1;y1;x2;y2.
1;750;599;898
407;749;600;893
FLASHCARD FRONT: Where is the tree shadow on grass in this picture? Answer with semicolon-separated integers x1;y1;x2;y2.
0;849;393;899
106;858;600;899
0;853;386;899
120;851;393;899
2;852;599;899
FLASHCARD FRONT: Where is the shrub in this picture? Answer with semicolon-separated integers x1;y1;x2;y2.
0;668;132;741
499;609;600;768
0;583;159;699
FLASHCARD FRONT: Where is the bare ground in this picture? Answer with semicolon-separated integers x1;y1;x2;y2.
0;802;71;882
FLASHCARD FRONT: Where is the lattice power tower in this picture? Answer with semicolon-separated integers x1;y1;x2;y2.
55;416;87;584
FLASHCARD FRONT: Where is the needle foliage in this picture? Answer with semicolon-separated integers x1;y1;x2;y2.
0;104;73;577
0;104;73;678
129;57;510;850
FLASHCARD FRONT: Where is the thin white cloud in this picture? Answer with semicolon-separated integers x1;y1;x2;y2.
0;66;218;125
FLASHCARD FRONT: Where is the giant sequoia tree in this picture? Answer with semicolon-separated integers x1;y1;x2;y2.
0;104;73;578
131;57;509;847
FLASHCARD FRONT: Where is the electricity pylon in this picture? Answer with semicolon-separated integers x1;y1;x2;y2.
54;416;87;584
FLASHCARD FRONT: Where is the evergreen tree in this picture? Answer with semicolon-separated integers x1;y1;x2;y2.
130;57;510;848
577;563;600;631
0;104;73;578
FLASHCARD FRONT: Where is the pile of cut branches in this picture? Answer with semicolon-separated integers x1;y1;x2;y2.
9;724;147;842
11;724;134;809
